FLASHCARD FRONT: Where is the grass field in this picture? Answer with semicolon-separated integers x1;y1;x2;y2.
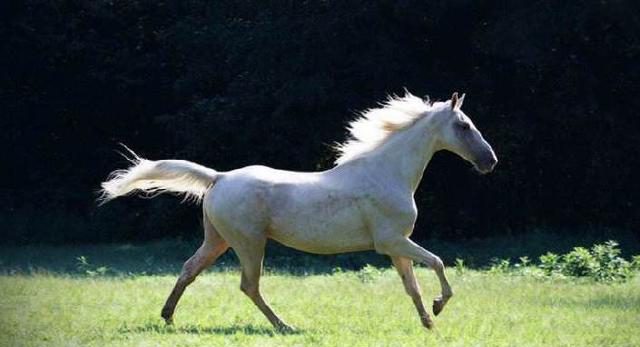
1;240;639;347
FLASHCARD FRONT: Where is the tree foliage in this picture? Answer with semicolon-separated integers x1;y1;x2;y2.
1;1;639;243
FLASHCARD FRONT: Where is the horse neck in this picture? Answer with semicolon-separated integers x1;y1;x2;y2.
358;122;438;193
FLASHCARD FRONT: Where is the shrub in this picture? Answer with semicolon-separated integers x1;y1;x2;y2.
518;256;531;267
561;247;595;277
455;258;466;276
488;258;511;274
589;241;632;282
531;241;636;282
75;256;110;277
539;252;561;275
631;256;640;271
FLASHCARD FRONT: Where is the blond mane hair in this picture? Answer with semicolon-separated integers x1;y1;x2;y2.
334;91;445;165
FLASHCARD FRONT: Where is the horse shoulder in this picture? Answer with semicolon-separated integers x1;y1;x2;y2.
355;182;416;233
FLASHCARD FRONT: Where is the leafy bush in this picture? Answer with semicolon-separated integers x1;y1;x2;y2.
455;258;466;276
488;258;511;274
590;241;632;282
632;256;640;271
539;252;561;275
530;241;637;282
76;256;110;277
561;247;595;277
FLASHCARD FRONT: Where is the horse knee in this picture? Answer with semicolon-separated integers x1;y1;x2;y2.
240;281;258;298
177;273;195;287
428;256;444;272
404;285;420;298
178;263;198;286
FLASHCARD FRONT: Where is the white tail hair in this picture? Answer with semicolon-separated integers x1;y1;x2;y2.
99;147;219;205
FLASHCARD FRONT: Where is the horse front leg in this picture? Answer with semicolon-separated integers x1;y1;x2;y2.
391;256;433;329
377;237;453;317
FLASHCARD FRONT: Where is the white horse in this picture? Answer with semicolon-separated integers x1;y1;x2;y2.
100;91;497;331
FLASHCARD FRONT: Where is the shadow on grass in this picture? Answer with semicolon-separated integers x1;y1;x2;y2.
0;238;387;277
1;229;637;276
118;322;305;336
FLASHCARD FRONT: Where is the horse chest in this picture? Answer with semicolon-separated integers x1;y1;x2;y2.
365;191;418;231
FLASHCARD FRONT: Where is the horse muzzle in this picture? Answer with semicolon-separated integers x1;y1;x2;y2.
474;153;498;174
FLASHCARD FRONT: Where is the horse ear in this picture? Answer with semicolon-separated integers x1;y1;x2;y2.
450;92;459;110
458;93;466;109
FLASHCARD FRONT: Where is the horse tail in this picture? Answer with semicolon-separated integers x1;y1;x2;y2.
98;146;220;205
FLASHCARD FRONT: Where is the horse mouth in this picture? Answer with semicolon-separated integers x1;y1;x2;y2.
473;157;497;175
473;164;491;175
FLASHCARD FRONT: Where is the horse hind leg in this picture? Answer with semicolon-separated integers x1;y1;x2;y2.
232;234;294;333
161;217;228;324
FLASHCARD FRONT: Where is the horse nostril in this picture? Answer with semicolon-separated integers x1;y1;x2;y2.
481;154;497;172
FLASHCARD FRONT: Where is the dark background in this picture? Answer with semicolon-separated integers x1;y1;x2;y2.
2;0;639;245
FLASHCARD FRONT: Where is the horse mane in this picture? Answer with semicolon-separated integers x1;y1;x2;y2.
334;91;444;165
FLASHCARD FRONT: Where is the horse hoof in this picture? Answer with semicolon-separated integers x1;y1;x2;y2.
161;306;175;324
422;317;434;330
433;298;445;316
275;323;297;334
161;311;174;325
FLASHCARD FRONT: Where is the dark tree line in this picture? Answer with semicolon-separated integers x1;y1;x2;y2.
1;0;639;244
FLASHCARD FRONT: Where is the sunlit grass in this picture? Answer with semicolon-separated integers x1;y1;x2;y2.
1;268;638;347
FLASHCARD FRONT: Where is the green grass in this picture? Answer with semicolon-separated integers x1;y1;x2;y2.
1;254;639;346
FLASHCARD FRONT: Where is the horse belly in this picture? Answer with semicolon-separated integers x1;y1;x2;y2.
267;198;373;254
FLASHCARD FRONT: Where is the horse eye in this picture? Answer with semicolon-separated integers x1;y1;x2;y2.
458;122;470;130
